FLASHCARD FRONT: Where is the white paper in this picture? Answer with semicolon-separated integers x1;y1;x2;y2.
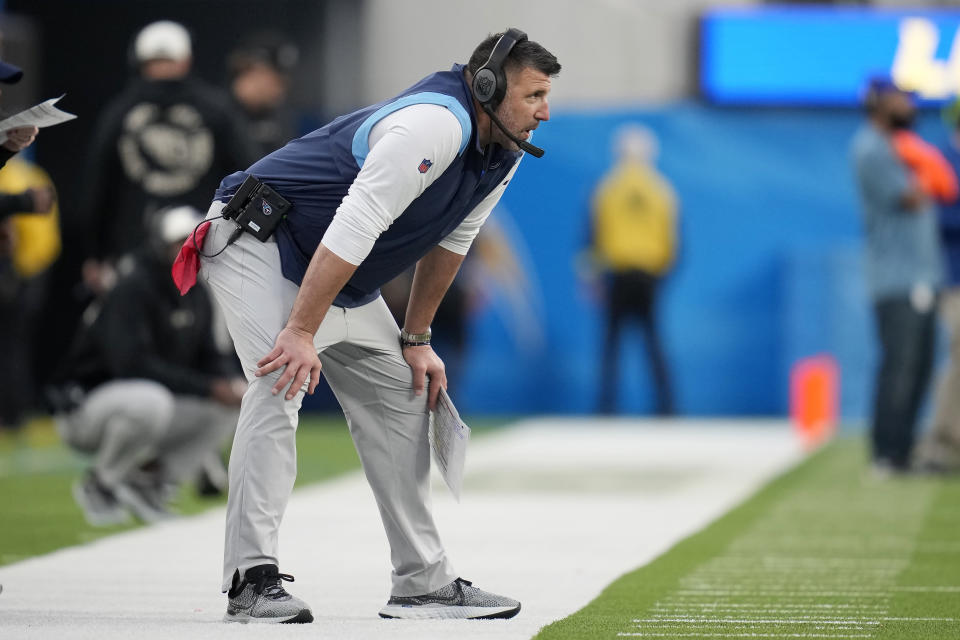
0;95;77;144
428;387;471;501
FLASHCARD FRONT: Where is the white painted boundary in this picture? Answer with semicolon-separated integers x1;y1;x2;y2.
0;419;803;640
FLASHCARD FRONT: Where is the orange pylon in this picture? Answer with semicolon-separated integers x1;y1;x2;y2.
789;355;838;449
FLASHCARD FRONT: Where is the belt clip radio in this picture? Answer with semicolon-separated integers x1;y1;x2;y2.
222;174;292;242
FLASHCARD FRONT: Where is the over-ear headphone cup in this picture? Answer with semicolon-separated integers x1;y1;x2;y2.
473;68;499;105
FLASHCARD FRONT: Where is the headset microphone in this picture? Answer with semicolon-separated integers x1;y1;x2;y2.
481;103;544;158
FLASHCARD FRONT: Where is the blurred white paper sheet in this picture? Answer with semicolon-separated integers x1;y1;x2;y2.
429;387;471;501
0;95;76;144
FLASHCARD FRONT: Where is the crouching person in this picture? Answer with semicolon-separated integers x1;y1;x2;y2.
51;205;244;525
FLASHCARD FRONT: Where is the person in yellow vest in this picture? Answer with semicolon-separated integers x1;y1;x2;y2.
0;157;59;431
590;124;677;415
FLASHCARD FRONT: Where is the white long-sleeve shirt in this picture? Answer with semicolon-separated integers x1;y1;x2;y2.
321;103;520;265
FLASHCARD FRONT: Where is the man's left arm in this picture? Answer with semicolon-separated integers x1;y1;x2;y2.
0;126;38;170
405;157;523;408
403;246;466;409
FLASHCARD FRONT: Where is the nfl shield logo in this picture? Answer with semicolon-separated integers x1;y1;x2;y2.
418;158;433;173
262;200;273;216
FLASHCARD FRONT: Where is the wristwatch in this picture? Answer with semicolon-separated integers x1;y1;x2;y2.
400;327;432;347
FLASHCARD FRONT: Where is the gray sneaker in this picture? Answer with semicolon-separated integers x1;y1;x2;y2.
113;482;173;524
72;472;130;527
378;577;520;620
224;565;313;624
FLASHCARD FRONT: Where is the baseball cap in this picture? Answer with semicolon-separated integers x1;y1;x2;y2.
866;76;910;95
862;74;915;106
0;59;23;84
134;20;192;63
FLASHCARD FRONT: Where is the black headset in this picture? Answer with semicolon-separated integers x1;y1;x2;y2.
470;28;545;158
472;28;527;110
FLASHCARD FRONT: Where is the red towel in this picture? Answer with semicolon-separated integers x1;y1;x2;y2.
892;130;960;204
171;220;212;295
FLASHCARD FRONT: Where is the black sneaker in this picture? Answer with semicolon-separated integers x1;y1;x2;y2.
224;564;313;624
71;471;130;527
378;578;521;620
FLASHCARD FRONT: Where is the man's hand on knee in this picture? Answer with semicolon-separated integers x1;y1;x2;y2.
256;326;323;400
402;345;447;410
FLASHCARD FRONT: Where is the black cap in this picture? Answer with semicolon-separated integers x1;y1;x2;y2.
0;59;23;84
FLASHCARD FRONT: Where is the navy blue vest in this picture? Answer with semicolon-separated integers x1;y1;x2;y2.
215;64;520;307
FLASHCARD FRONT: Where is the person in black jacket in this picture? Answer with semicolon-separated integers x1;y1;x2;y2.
227;33;299;157
80;20;257;296
53;205;244;526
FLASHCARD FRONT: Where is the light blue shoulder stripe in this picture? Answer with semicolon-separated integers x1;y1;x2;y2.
351;91;472;168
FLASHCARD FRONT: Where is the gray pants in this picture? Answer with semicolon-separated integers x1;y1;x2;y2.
917;287;960;469
199;208;456;596
58;379;238;489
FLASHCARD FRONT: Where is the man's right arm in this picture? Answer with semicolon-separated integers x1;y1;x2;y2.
255;244;356;400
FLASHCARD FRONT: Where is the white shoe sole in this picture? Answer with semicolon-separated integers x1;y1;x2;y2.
71;482;131;527
378;603;521;620
223;609;314;624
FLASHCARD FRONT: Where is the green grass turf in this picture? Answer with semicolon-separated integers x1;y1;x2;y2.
0;415;360;566
0;414;508;567
535;436;960;640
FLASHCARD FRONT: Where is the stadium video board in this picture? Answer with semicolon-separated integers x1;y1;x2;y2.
701;7;960;105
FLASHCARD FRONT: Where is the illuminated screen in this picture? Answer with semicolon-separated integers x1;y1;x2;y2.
701;7;960;105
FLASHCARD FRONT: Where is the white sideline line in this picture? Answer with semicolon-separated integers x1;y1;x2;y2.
702;558;907;567
635;618;880;625
0;419;803;640
617;633;872;638
894;586;960;592
647;614;954;622
638;616;958;623
882;617;960;621
653;604;887;609
650;611;886;616
672;591;890;597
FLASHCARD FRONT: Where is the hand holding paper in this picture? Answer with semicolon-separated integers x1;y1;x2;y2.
0;95;76;148
1;125;37;152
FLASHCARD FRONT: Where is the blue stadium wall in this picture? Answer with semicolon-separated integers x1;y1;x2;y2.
452;103;950;419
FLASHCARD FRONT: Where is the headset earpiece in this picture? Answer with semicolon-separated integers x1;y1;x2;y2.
472;28;527;111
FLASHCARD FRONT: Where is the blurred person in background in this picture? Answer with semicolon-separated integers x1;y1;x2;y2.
0;159;59;434
851;77;948;475
227;32;298;156
913;101;960;474
584;124;677;416
49;205;244;526
174;28;558;624
80;20;257;297
0;56;58;433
